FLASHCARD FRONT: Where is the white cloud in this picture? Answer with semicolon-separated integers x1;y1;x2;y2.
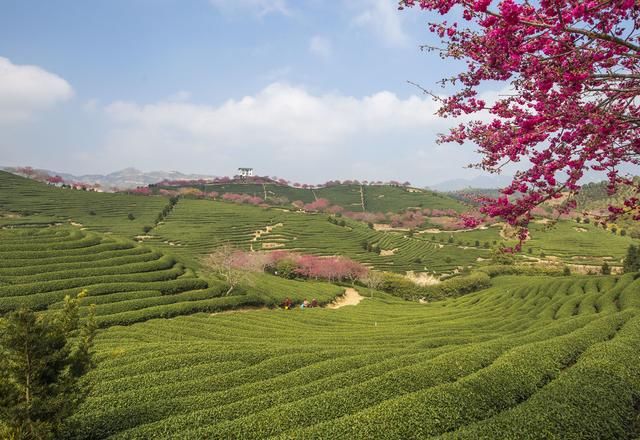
309;35;332;59
0;56;73;123
90;83;510;183
98;83;457;179
350;0;409;47
209;0;290;17
104;83;440;153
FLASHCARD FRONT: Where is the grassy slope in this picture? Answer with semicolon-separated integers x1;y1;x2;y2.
420;221;638;265
63;275;640;439
147;198;486;272
2;171;640;438
161;181;467;213
2;171;636;271
0;171;167;237
0;226;343;327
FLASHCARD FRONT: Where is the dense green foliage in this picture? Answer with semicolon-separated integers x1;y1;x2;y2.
0;227;343;327
2;171;637;274
3;170;640;438
54;275;640;439
0;171;166;236
0;294;96;439
624;244;640;273
159;181;466;213
378;271;491;301
147;198;484;273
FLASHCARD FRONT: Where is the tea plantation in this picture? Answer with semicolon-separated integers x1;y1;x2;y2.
0;226;343;327
147;198;485;272
2;170;640;438
59;275;640;439
158;180;465;213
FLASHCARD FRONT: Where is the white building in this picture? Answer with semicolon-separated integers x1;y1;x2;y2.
238;167;254;177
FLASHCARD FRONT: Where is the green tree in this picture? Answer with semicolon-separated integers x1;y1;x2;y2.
490;247;515;265
0;292;96;439
274;258;298;279
623;244;639;273
601;261;611;275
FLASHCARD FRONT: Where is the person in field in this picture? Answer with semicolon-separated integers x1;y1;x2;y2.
311;298;318;308
282;297;292;310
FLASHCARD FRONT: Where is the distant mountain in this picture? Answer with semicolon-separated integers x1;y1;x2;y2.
1;167;217;190
429;174;513;192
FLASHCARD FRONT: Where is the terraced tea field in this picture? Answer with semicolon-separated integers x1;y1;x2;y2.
2;171;634;273
61;275;640;439
2;171;640;438
0;171;166;236
0;226;343;327
147;198;486;272
160;180;466;213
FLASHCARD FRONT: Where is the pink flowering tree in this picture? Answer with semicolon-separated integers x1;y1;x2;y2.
400;0;640;243
303;198;331;212
46;175;64;184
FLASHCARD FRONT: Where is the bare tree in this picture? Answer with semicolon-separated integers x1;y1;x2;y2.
360;270;384;297
203;245;254;295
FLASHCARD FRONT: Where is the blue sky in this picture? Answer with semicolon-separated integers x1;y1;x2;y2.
0;0;497;185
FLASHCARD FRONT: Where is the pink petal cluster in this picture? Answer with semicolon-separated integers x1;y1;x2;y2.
400;0;640;228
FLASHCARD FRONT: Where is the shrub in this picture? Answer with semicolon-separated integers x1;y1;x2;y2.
128;213;135;221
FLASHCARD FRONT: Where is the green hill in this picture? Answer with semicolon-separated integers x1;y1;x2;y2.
0;225;343;327
2;169;640;438
0;170;167;236
61;275;640;439
156;179;466;213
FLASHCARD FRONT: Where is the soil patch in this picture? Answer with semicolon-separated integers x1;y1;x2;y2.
262;242;285;249
405;271;440;286
328;288;364;309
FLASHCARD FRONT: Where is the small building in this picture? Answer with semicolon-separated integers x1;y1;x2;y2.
238;167;254;177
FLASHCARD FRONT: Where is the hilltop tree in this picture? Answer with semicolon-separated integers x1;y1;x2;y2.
400;0;640;236
0;292;96;439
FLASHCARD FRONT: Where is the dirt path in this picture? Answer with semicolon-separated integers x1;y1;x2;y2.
328;288;364;309
251;223;284;249
359;185;365;212
208;288;364;317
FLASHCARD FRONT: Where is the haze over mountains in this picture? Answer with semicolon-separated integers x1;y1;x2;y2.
1;167;217;189
2;165;514;192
